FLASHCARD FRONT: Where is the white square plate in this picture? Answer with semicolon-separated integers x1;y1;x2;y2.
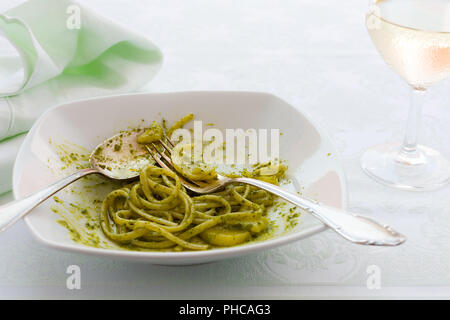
13;91;347;265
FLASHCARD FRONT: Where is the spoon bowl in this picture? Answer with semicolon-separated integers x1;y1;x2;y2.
90;129;153;180
0;129;151;232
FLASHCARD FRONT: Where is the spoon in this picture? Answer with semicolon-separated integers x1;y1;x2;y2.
0;129;153;233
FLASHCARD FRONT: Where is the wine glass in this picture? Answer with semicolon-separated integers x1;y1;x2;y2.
362;0;450;191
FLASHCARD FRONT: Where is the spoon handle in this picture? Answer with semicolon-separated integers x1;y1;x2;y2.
0;168;97;233
233;177;406;246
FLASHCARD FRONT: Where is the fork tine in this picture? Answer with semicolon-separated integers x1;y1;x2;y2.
151;142;174;167
159;139;173;155
145;145;203;192
145;145;172;171
155;140;209;188
149;142;208;188
164;135;175;148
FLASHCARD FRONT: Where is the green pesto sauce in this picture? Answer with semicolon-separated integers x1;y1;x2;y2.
48;124;305;251
137;121;163;144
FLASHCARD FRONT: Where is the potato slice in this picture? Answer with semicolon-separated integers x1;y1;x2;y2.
229;217;268;235
200;226;251;247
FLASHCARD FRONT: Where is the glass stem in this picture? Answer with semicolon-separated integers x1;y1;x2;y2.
399;88;426;158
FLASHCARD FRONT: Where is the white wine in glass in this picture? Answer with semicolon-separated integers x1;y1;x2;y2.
362;0;450;190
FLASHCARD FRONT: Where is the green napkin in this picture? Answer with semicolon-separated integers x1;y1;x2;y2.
0;0;163;194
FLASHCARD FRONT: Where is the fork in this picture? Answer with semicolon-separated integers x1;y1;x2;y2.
146;139;406;246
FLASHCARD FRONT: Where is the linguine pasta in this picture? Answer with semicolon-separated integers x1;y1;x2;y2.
100;115;285;251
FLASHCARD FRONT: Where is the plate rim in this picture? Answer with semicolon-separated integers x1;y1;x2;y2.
12;90;348;262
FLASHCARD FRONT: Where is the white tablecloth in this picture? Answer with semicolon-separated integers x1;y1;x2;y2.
1;0;450;299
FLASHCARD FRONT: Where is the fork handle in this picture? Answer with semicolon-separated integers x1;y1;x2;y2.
232;177;406;246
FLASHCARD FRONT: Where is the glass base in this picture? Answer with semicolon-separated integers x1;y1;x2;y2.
361;143;450;191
